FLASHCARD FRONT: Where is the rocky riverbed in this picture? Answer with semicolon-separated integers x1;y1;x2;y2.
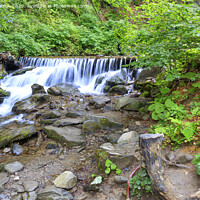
0;75;200;200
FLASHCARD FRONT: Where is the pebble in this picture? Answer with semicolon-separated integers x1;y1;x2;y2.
135;121;141;126
123;128;129;132
14;176;20;181
5;161;24;174
12;184;25;193
166;151;175;162
45;142;59;149
23;180;39;192
74;193;88;200
12;144;24;156
114;176;128;184
3;148;11;153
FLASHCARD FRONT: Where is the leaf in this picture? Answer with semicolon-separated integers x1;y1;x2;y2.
196;163;200;175
192;82;200;88
91;174;96;178
105;159;112;168
116;168;122;175
181;122;195;141
192;154;200;165
91;176;102;185
148;104;155;111
160;87;170;95
111;163;117;170
191;107;199;115
105;167;111;174
165;99;177;109
152;112;159;120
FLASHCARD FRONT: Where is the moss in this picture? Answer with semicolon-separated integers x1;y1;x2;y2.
96;149;109;172
140;91;150;98
82;120;101;134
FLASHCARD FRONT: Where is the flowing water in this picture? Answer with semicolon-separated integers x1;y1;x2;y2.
0;57;134;118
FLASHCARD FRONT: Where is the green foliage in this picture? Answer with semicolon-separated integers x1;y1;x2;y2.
105;159;122;175
192;154;200;175
129;168;153;199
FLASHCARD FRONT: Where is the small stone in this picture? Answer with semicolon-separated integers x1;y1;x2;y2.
23;180;39;192
176;154;193;164
59;155;65;160
5;161;24;174
45;142;59;149
123;128;129;133
0;186;4;193
12;144;24;155
74;193;88;200
190;189;200;199
12;184;25;193
13;194;22;200
11;191;18;197
135;121;141;126
165;151;175;162
14;176;20;181
54;171;77;189
3;148;11;153
0;173;9;186
114;176;128;184
83;184;99;192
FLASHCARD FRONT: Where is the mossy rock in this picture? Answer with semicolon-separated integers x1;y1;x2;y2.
109;85;128;95
12;67;35;76
123;101;146;111
96;149;109;172
103;85;111;93
140;91;150;98
0;125;37;148
106;74;125;87
0;88;10;97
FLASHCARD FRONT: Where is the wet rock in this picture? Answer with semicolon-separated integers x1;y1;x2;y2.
114;96;133;110
47;83;80;96
117;131;139;145
5;161;24;174
165;151;175;162
43;126;85;146
53;118;83;127
114;176;128;184
100;142;140;169
12;144;24;155
0;173;9;186
0;125;37;148
0;88;10;104
23;180;39;192
83;184;99;192
109;85;128;95
54;171;77;190
45;142;59;149
42;110;61;119
103;85;111;93
31;83;46;95
12;184;25;193
82;115;123;134
176;154;193;164
106;73;125;87
12;67;35;76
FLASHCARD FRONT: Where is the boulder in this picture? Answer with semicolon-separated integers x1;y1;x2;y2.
117;131;139;145
82;115;123;134
43;126;85;147
89;96;111;109
47;83;80;96
106;73;125;87
54;171;77;190
31;83;46;95
109;85;128;95
12;67;35;76
0;125;37;148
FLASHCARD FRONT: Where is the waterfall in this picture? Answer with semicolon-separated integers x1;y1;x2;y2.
0;57;133;117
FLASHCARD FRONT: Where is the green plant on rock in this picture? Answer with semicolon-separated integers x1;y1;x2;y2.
105;159;122;175
192;154;200;175
129;168;153;199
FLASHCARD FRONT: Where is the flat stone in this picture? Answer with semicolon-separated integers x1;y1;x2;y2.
42;111;61;119
0;173;9;186
53;118;83;127
12;184;25;193
37;185;64;196
91;96;111;108
12;144;24;155
176;154;193;164
0;125;37;149
117;131;139;145
23;180;39;192
114;176;128;184
5;161;24;174
43;126;85;146
74;193;88;200
54;171;77;190
3;148;11;153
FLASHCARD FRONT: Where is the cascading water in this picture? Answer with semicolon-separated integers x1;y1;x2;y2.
0;57;133;118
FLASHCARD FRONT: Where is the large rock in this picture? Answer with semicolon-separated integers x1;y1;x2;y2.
0;88;10;104
12;67;35;76
12;94;50;114
5;161;24;174
82;115;123;134
114;96;148;111
47;83;80;96
109;85;128;95
106;73;125;87
43;126;85;146
117;131;139;145
31;83;46;95
0;125;37;148
53;118;83;127
41;110;61;119
89;96;111;109
54;171;77;190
